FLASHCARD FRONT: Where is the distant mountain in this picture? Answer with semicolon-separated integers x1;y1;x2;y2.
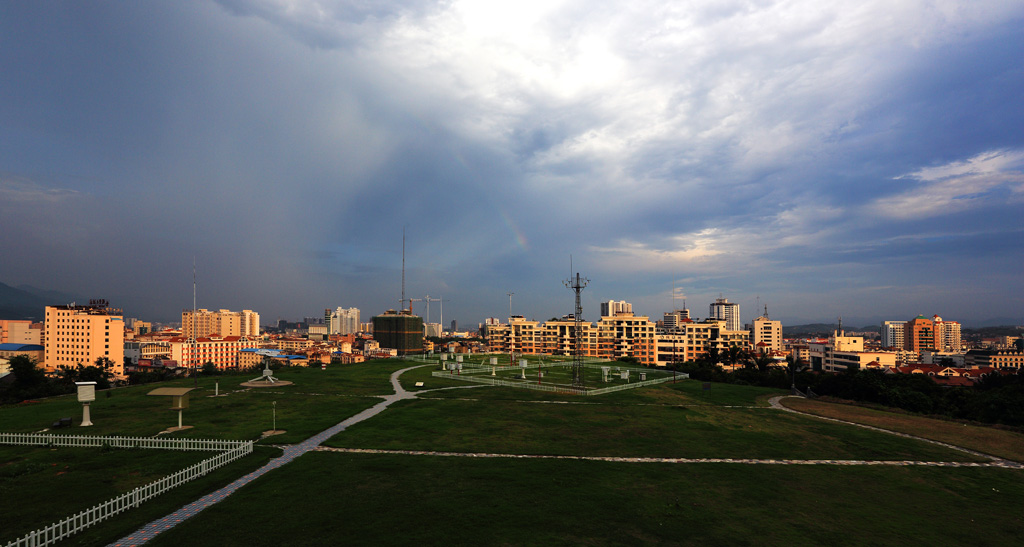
15;284;82;306
0;282;49;320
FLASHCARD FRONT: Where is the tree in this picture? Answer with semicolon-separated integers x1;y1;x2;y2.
201;361;218;376
8;354;46;389
723;345;748;368
750;353;774;373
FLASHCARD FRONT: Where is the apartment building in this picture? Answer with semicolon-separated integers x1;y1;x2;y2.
808;329;897;372
327;307;361;335
43;301;125;378
880;321;905;349
600;300;633;317
169;335;261;371
181;308;260;338
751;313;783;353
903;314;962;352
0;320;43;345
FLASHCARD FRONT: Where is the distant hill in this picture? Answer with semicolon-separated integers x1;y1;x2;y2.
0;282;49;320
783;323;880;338
16;284;80;305
0;282;84;321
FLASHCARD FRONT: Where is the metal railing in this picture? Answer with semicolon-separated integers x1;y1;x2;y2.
2;434;253;547
431;367;688;396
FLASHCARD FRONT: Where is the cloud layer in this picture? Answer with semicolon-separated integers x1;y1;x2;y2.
1;1;1022;326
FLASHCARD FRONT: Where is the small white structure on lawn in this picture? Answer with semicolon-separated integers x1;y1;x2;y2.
76;381;97;427
147;387;197;431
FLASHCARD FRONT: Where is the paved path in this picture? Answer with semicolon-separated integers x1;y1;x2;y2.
314;446;1023;468
109;365;428;547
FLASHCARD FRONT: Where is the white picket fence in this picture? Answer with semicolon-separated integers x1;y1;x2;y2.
0;432;245;452
1;434;253;547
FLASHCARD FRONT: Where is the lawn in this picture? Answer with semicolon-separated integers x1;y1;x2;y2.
782;397;1024;462
414;373;780;406
0;445;278;546
324;397;983;461
3;361;1021;546
0;364;405;444
144;451;1024;547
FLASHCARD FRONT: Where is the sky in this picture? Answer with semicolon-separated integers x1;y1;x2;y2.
1;1;1023;328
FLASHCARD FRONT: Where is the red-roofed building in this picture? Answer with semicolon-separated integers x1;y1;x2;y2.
169;336;261;372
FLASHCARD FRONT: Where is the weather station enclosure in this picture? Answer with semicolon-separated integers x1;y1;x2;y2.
425;354;686;395
147;387;198;431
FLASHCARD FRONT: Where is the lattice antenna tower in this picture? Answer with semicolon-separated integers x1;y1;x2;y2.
401;228;407;312
563;260;589;389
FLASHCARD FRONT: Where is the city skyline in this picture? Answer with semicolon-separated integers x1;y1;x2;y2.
1;2;1023;328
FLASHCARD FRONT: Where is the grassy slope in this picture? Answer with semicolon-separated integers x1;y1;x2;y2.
0;446;277;546
4;361;1023;546
146;452;1024;547
782;397;1024;462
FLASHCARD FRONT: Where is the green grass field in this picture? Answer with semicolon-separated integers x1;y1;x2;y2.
0;445;278;546
0;367;392;444
2;359;1023;546
144;452;1024;547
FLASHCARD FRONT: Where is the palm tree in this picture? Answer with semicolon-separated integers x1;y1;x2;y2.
724;345;748;369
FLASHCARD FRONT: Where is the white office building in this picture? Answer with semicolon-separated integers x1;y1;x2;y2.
709;298;741;332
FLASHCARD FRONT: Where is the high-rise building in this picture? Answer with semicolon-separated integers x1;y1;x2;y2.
904;315;936;352
181;309;259;338
44;301;125;378
709;298;741;332
424;323;442;337
880;321;905;349
328;307;361;335
372;309;423;356
933;315;962;352
600;300;633;317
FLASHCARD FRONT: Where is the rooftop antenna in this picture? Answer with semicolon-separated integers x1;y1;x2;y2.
507;292;514;320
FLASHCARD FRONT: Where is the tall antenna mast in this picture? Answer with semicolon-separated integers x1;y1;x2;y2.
401;228;406;312
191;257;197;373
563;262;589;390
507;292;514;320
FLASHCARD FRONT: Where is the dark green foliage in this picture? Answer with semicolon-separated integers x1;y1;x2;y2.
668;360;1024;427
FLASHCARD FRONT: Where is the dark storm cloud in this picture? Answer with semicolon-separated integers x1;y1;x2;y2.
1;1;1022;327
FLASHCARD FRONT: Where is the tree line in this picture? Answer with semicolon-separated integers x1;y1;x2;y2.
664;349;1024;427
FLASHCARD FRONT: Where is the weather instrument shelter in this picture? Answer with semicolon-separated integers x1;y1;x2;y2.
76;381;97;427
147;387;197;431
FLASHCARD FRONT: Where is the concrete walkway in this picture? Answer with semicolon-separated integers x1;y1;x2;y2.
110;364;429;547
314;446;1024;468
